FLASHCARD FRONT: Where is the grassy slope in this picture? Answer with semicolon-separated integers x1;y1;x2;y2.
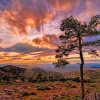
0;68;100;100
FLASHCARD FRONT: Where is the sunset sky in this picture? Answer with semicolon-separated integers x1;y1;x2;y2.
0;0;100;66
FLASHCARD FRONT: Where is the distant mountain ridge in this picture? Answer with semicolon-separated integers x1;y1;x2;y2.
0;65;63;82
0;65;25;74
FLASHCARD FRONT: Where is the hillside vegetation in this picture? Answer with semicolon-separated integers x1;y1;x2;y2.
0;65;100;100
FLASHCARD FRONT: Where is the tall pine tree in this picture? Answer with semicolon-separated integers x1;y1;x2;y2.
54;15;100;99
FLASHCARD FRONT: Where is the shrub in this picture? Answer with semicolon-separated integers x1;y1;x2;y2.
66;77;80;82
65;83;77;89
84;79;93;83
30;92;36;95
74;95;81;100
72;77;80;82
22;92;29;96
37;86;51;91
22;92;36;96
60;78;66;82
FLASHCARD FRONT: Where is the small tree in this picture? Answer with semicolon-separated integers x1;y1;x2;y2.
54;15;100;99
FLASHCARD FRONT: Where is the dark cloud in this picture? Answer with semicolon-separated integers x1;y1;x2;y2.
0;0;12;10
0;43;49;53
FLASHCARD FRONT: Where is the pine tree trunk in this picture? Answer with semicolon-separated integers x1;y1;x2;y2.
78;31;85;100
80;57;84;100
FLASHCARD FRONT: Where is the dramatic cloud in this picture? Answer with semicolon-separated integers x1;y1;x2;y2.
0;0;12;10
0;0;100;35
77;0;100;21
47;0;81;11
0;0;53;35
0;0;82;35
0;43;49;53
32;34;60;49
0;0;100;64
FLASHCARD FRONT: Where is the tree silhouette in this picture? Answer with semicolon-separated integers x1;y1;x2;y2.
54;15;100;99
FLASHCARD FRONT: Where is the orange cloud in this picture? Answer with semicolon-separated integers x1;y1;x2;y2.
0;0;54;35
47;0;81;11
32;34;59;49
1;10;27;35
0;0;82;35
